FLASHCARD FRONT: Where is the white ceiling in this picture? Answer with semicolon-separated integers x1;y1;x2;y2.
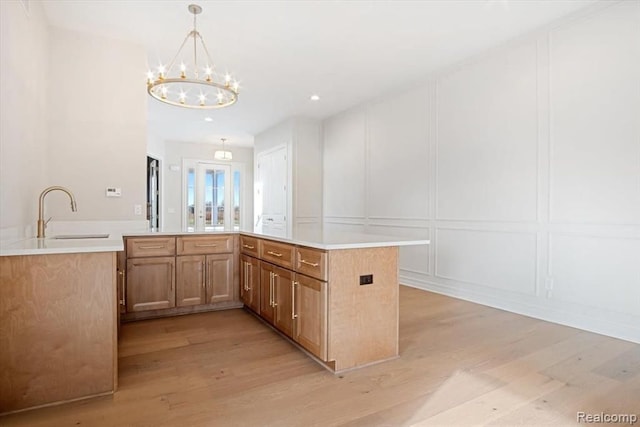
42;0;595;147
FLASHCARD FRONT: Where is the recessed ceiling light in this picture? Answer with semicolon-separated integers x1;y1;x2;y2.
204;117;213;122
310;94;320;101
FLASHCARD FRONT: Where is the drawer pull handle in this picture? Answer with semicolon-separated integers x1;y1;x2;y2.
267;251;283;257
243;244;255;249
139;245;164;249
195;243;217;247
300;259;319;267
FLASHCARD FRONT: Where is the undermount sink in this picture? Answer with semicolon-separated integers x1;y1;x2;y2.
51;234;110;239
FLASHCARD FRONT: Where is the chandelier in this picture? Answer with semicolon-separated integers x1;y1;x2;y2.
146;4;239;109
214;138;233;161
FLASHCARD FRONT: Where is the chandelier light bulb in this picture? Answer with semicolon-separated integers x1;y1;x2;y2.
146;4;239;110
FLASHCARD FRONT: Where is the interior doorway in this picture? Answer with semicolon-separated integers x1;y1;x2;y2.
147;156;160;229
255;145;288;237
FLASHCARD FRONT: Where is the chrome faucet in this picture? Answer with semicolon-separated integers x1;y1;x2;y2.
37;186;77;238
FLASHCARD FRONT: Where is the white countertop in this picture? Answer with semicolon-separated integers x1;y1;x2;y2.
240;230;429;250
0;228;429;256
0;234;125;256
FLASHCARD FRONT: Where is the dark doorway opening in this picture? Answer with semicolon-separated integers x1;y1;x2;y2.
147;156;160;229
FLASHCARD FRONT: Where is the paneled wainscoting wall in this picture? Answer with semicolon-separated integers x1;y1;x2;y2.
323;1;640;343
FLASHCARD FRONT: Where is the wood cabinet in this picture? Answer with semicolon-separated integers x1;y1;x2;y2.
125;236;176;313
260;239;295;270
240;254;260;313
293;273;327;360
176;236;235;307
295;246;327;281
242;236;399;373
239;235;260;258
123;234;240;321
176;255;205;306
176;254;234;307
127;237;175;257
260;261;294;338
177;235;234;255
126;256;176;312
249;237;326;358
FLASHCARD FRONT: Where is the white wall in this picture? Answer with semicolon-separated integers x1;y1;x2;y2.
323;1;640;343
46;27;147;222
0;10;148;238
0;1;50;238
254;117;323;235
292;117;323;230
162;140;254;231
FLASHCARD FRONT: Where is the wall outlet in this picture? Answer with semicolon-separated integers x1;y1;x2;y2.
134;204;142;215
359;274;373;285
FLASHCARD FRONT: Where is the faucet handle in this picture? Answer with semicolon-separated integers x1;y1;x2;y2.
45;217;52;227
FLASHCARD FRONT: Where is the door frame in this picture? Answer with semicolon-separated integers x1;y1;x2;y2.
182;158;243;231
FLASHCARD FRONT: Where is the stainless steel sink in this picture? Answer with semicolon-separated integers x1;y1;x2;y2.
51;234;110;239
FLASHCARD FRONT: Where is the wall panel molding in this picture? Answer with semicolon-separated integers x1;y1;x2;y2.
434;227;538;296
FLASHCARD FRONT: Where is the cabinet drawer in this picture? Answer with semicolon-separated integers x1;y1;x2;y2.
295;247;328;281
127;237;176;258
260;239;294;270
177;235;234;255
240;235;260;257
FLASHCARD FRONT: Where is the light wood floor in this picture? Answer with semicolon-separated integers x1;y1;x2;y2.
2;286;639;426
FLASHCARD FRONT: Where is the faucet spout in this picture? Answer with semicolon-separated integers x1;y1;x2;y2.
37;186;77;238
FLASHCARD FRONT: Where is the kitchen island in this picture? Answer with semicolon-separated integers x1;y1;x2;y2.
0;229;428;414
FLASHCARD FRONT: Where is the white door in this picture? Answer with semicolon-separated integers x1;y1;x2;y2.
256;146;288;237
186;163;232;231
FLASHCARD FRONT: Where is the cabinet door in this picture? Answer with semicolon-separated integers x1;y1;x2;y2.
294;274;327;360
205;254;234;304
273;266;294;338
260;262;276;325
176;255;205;307
126;257;175;312
240;255;260;313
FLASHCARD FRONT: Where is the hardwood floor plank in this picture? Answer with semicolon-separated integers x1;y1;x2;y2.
1;286;637;427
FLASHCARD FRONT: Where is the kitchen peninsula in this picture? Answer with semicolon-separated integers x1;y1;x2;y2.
0;229;428;414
